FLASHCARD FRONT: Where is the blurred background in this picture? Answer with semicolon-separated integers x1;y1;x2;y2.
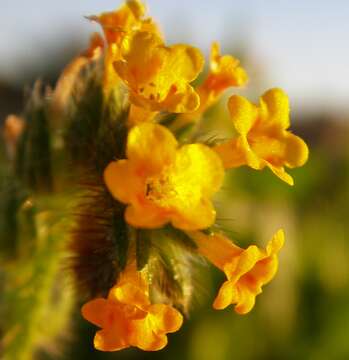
1;0;349;359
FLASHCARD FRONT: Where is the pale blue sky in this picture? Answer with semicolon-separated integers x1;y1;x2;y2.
1;0;349;111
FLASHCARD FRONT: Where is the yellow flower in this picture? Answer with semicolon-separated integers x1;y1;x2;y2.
188;229;284;314
173;42;247;128
213;88;309;185
82;264;183;351
88;1;160;96
104;123;224;230
195;42;248;113
88;0;149;47
114;31;204;114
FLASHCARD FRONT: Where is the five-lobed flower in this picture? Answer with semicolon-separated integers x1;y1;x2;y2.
188;229;284;314
214;88;309;185
173;42;248;129
104;122;224;230
88;0;160;95
82;264;183;351
113;30;204;115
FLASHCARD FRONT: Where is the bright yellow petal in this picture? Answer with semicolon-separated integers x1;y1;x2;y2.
127;123;177;174
171;198;216;230
164;144;224;230
228;95;258;136
126;0;146;19
216;230;284;314
148;304;183;333
147;44;203;106
267;229;285;254
267;164;294;186
104;160;144;204
89;0;145;45
115;31;203;113
166;44;204;82
173;143;224;196
224;245;262;282
233;287;257;315
125;203;169;228
186;231;242;270
81;298;110;327
111;283;150;308
249;131;295;167
161;83;200;113
213;280;235;310
94;328;129;352
129;318;168;351
114;31;165;87
283;132;309;168
213;138;250;169
259;88;290;130
209;42;248;89
128;104;158;126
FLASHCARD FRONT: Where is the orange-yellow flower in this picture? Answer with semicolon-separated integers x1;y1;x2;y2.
213;88;309;185
205;42;248;96
114;31;204;114
82;265;183;351
188;229;284;314
104;123;224;230
173;42;247;128
194;42;248;115
88;1;160;96
88;0;153;47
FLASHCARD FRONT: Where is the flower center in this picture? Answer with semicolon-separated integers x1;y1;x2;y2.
145;162;203;213
146;169;178;209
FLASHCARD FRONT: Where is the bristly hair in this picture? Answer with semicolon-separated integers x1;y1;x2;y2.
68;175;129;299
139;226;204;316
62;58;130;299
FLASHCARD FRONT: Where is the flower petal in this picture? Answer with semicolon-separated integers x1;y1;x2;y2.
267;229;285;254
114;31;165;86
173;143;224;196
111;283;150;308
127;123;178;174
209;42;248;91
267;164;294;186
168;44;204;82
161;83;200;113
224;245;262;282
283;132;309;168
259;88;290;130
125;203;169;228
94;328;129;352
89;0;145;45
228;95;258;136
104;160;144;204
213;137;257;169
186;231;242;270
81;298;110;327
171;197;216;230
129;318;168;351
148;304;183;333
209;230;284;314
233;287;257;315
213;280;235;310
